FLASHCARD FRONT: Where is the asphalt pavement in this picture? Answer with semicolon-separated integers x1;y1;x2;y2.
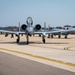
0;52;75;75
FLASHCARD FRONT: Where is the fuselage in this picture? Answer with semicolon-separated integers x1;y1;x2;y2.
25;25;34;35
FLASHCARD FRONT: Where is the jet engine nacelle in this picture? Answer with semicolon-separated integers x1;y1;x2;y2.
21;24;27;30
35;24;41;30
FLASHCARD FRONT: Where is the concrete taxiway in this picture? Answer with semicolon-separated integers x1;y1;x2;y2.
0;35;75;73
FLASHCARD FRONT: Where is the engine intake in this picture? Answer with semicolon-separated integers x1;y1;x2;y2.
21;24;27;30
35;24;41;30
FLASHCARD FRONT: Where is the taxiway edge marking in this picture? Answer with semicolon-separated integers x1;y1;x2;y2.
0;47;75;68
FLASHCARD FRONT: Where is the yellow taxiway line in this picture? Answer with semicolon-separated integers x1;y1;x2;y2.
0;47;75;68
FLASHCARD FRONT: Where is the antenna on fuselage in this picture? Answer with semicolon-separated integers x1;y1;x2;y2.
44;22;46;31
19;22;20;32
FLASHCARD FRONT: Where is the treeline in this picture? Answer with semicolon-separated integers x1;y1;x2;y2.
0;26;19;31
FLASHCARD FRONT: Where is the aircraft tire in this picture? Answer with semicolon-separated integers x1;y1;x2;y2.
43;39;45;43
51;34;53;38
48;34;50;38
65;35;67;39
17;39;19;43
26;41;29;44
58;35;61;38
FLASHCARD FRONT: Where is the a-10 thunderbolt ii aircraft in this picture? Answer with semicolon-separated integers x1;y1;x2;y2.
0;17;75;44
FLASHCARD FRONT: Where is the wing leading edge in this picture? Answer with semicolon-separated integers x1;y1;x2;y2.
0;28;75;35
34;28;75;35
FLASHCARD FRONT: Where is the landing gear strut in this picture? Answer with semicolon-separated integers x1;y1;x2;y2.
42;35;45;43
26;35;29;44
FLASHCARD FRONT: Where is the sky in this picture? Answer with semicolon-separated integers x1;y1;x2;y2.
0;0;75;27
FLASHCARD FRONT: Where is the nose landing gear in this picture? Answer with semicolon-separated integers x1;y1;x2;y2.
16;36;20;43
42;35;45;43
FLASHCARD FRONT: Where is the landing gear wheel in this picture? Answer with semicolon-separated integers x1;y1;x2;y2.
48;34;50;38
39;34;41;37
17;39;19;43
65;35;67;39
43;39;45;43
26;41;29;44
16;36;20;43
58;35;61;38
26;35;29;44
51;34;53;38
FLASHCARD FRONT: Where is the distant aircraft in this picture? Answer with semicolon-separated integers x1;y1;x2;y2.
49;26;74;38
0;17;75;44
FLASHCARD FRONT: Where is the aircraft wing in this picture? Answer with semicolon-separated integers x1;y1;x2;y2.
34;28;75;35
0;30;25;35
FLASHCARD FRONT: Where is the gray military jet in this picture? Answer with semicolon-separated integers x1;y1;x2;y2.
0;17;75;44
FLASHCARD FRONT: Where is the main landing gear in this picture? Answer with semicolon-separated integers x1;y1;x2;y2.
48;34;50;38
11;34;14;38
64;35;68;39
16;36;20;43
51;34;53;38
58;34;61;38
